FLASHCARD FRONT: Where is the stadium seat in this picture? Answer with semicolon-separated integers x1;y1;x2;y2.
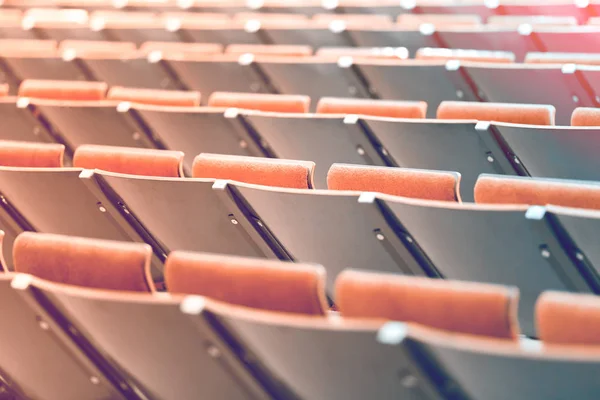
415;47;516;63
192;153;315;188
490;121;600;181
24;274;275;399
73;144;185;177
107;85;201;107
525;52;600;66
537;291;600;345
346;26;440;58
487;15;578;27
474;174;600;211
0;39;87;90
397;13;483;28
458;64;590;126
315;45;410;59
222;180;432;294
359;118;518;202
259;19;358;49
0;9;34;39
327;164;461;201
352;59;478;118
0;274;129;399
475;176;600;277
0;141;66;268
207;91;310;113
88;10;180;44
13;231;154;291
316;97;427;118
22;8;103;42
535;26;600;55
233;98;388;188
397;322;600;400
371;193;593;336
252;54;371;110
59;40;182;89
572;107;600;126
225;43;313;56
19;79;158;151
165;251;328;314
0;140;64;167
336;269;519;338
121;96;266;173
153;50;274;99
437;101;556;125
439;26;539;62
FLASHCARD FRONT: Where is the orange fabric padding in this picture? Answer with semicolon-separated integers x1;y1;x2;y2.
487;15;577;27
316;97;427;119
19;80;107;101
59;40;137;58
233;12;308;22
140;41;224;56
437;101;555;125
73;145;184;177
336;270;519;339
225;44;313;57
313;13;393;25
193;153;315;189
537;291;600;345
571;107;600;126
0;39;58;57
474;175;600;210
0;140;64;168
89;10;157;27
525;52;600;66
0;230;5;272
416;48;515;63
13;232;154;292
107;86;201;107
165;251;327;315
327;164;460;201
0;84;8;97
22;8;89;27
398;13;482;27
316;46;409;60
208;92;310;113
0;9;22;25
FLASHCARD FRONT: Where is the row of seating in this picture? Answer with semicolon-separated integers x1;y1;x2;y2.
2;39;599;124
3;9;600;59
4;80;600;200
1;139;600;336
6;8;600;29
0;229;599;399
2;0;600;19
